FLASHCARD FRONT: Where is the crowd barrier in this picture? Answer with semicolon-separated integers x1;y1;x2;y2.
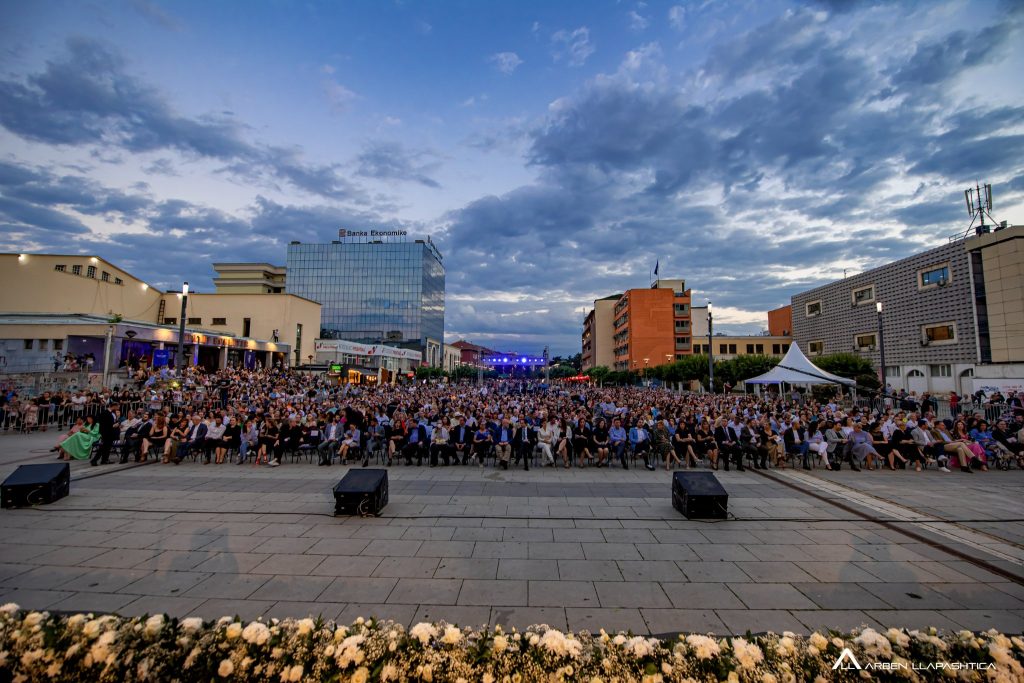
1;397;228;433
854;395;1011;423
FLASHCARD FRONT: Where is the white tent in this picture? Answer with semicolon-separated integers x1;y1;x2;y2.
743;344;856;386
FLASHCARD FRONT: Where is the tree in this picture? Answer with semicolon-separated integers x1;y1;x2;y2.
568;353;582;371
549;364;576;379
815;353;874;380
586;365;611;385
716;354;780;386
415;366;446;381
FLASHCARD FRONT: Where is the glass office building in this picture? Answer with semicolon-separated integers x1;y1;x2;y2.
286;238;445;349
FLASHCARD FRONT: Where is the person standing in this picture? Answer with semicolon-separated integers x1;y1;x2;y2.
91;402;119;466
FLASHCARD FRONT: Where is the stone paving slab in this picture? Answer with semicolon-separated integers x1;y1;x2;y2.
1;430;1023;634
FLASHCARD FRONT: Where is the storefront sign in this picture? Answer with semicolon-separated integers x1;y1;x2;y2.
338;229;408;238
315;339;422;361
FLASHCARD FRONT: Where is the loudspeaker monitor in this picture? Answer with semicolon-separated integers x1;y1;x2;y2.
1;463;71;508
333;469;388;516
671;471;727;519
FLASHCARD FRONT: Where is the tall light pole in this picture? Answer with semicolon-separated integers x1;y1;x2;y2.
707;302;714;393
643;357;649;386
876;301;885;394
177;282;189;372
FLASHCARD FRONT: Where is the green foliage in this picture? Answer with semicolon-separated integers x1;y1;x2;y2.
585;365;611;384
414;366;447;380
548;364;576;379
714;354;781;386
814;353;874;379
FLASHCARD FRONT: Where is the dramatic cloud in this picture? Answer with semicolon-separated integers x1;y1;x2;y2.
489;51;523;74
0;38;367;203
354;141;442;188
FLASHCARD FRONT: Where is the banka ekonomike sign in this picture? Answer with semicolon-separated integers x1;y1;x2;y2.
338;228;408;238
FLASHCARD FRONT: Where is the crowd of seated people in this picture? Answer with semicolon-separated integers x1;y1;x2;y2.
3;363;1016;475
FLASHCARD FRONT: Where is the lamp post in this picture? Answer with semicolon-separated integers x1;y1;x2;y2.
643;357;649;386
707;302;714;393
177;282;188;372
876;301;886;393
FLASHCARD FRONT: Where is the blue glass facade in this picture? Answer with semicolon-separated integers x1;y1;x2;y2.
286;240;445;348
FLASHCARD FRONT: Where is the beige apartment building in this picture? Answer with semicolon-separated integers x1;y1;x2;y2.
0;253;319;374
581;294;619;370
690;306;792;359
212;262;287;294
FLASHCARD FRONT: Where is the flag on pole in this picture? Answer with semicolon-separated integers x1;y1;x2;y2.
654;260;659;276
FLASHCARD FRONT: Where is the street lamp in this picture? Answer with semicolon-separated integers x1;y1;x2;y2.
643;357;649;386
876;301;886;394
177;282;189;372
707;302;714;393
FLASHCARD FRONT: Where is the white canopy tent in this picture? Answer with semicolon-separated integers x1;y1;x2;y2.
743;344;856;387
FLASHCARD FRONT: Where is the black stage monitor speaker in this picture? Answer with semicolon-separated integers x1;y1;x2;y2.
2;463;70;509
333;469;388;516
672;471;727;519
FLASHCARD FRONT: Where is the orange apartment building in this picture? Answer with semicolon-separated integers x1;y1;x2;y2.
768;305;792;336
610;279;693;371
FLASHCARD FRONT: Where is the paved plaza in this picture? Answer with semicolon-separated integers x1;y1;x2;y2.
1;430;1023;635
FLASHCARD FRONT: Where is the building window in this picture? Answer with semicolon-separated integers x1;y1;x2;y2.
772;344;781;355
919;263;950;289
693;345;700;354
855;333;877;350
746;344;755;354
54;264;66;272
673;303;689;315
71;265;81;275
38;339;48;350
53;339;63;351
675;336;690;347
808;340;824;356
86;265;96;278
755;343;764;354
211;317;227;325
922;322;956;345
674;320;690;331
851;285;875;306
243;318;252;337
885;366;901;377
782;344;790;352
101;271;110;282
729;344;737;354
163;317;177;325
805;300;821;317
114;277;123;285
23;340;33;350
676;354;686;360
719;344;728;354
930;364;952;377
188;317;202;325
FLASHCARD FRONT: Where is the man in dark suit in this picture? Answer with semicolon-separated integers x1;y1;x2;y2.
512;420;533;471
452;417;471;465
91;403;120;466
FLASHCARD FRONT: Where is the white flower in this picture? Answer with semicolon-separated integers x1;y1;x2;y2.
218;659;234;677
351;667;369;683
181;617;204;633
685;634;720;660
483;674;495;683
809;633;828;650
731;638;764;670
381;664;399;682
22;612;43;627
886;628;910;648
225;622;242;640
661;662;672;674
762;674;778;683
539;630;583;658
89;631;117;664
67;614;86;629
83;619;102;639
612;634;627;646
625;636;656;658
241;621;270;646
441;625;463;645
855;628;893;658
144;614;165;638
271;648;284;659
296;618;315;636
287;664;303;682
0;602;19;614
776;636;796;657
410;622;438;645
20;650;44;666
493;635;508;652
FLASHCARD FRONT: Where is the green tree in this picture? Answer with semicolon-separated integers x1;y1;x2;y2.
815;353;874;380
415;366;446;381
586;365;611;385
549;364;576;379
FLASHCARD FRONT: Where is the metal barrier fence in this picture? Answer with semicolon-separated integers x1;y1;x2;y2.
1;398;229;433
854;396;1012;424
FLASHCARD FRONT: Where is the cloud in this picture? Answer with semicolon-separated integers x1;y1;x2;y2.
353;141;442;188
323;78;359;113
628;10;649;31
128;0;184;31
551;26;595;67
489;51;523;75
0;37;368;203
668;5;685;30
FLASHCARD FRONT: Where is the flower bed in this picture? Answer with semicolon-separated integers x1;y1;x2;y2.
1;604;1022;682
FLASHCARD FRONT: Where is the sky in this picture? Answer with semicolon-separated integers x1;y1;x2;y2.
1;0;1022;356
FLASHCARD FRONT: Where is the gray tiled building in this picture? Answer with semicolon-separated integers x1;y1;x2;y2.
791;225;1024;397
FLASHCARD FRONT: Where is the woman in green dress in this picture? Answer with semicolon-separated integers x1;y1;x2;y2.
59;414;100;460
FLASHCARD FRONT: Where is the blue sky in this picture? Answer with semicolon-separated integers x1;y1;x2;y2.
1;0;1022;355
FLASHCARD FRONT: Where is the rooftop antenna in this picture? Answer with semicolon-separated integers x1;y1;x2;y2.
964;181;997;236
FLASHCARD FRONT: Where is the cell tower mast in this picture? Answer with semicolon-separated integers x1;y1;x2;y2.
964;181;995;236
